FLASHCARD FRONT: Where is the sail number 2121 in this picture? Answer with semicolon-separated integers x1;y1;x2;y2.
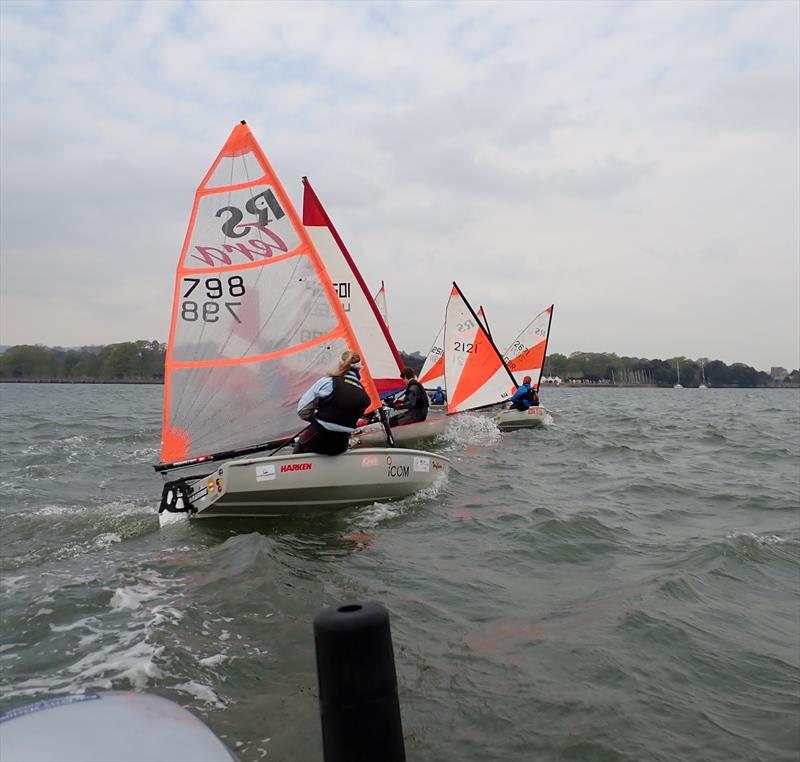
180;276;246;323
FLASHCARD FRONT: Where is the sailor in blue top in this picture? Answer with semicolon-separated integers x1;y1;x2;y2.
431;386;446;405
508;375;540;411
294;351;371;455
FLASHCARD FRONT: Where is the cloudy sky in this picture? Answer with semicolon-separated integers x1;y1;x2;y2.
1;0;798;371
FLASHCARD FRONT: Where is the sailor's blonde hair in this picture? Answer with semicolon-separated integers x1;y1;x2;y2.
330;350;361;378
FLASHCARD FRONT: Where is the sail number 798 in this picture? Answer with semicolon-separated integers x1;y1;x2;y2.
181;276;246;324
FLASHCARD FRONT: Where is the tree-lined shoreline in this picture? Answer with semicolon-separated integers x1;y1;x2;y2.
0;342;797;388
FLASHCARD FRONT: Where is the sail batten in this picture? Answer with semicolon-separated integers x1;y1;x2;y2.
160;123;380;464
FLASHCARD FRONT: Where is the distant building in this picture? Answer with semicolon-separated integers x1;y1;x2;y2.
770;366;789;380
541;375;562;385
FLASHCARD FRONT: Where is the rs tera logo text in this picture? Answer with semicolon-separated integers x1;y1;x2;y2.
192;190;289;267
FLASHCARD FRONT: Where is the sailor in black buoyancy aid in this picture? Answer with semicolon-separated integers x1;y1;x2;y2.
508;375;540;411
294;351;371;455
387;367;429;427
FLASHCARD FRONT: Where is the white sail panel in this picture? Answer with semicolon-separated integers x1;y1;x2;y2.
302;179;404;395
166;337;352;459
202;148;267;189
419;324;445;390
170;257;333;363
183;184;300;269
444;284;516;413
161;124;380;463
307;227;402;390
374;282;389;327
502;305;553;387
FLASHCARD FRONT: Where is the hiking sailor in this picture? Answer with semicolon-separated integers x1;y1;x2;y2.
294;351;371;454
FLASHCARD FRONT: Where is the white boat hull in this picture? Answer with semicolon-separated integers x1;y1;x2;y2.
176;448;450;518
351;416;449;448
494;406;548;431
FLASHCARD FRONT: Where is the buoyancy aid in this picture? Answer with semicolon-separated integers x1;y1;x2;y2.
525;385;540;406
408;380;429;410
316;374;371;429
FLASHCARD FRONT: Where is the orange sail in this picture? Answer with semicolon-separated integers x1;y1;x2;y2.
502;305;554;388
160;122;380;463
444;283;517;413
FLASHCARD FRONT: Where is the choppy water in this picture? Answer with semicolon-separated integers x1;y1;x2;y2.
1;384;798;761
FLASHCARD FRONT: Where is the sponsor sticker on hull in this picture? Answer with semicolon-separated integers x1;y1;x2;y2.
528;408;544;416
413;456;430;473
280;463;313;473
361;455;379;468
255;464;276;482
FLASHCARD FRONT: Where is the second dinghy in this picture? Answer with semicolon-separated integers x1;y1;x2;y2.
495;304;554;430
350;416;449;448
443;283;550;430
154;122;449;519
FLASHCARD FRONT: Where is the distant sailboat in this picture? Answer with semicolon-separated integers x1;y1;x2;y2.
698;361;708;389
443;283;549;429
674;360;683;389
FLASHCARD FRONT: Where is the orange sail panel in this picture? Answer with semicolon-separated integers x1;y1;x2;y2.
444;283;516;413
502;305;554;388
160;123;380;463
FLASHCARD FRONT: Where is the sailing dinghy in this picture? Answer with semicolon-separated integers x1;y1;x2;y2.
302;178;404;397
444;283;549;430
495;304;554;430
154;122;449;519
301;178;447;447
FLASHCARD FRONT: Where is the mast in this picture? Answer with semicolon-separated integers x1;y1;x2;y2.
536;305;554;389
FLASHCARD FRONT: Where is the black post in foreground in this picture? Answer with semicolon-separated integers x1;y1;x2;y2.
313;601;405;762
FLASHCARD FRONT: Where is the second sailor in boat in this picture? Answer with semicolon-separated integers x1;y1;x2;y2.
387;368;430;427
507;375;540;411
294;351;371;455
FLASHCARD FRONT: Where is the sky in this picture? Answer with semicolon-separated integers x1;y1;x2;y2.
1;0;798;371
